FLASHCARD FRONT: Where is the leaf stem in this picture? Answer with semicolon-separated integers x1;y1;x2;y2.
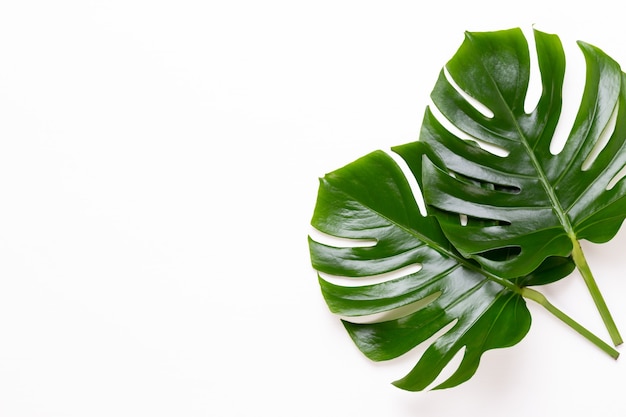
570;238;623;346
521;287;619;359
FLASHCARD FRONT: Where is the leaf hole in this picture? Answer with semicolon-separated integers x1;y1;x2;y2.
428;102;510;157
581;102;619;171
464;214;511;228
459;214;510;228
318;262;423;288
437;208;510;228
523;26;542;114
607;163;626;190
493;183;522;194
443;67;495;119
475;246;521;262
340;290;441;324
550;37;587;155
384;150;427;216
308;227;377;248
451;170;521;194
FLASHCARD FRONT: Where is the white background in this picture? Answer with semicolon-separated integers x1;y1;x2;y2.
1;1;626;416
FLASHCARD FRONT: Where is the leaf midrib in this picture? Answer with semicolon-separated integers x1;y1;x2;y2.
465;33;578;244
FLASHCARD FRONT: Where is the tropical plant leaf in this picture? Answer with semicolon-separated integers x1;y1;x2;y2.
309;142;576;391
420;27;626;276
417;27;626;344
309;27;623;392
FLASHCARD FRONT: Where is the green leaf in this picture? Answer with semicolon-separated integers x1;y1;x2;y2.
420;27;626;274
309;27;622;392
309;142;576;391
417;28;626;344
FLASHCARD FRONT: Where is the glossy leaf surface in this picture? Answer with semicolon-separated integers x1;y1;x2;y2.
309;142;573;391
420;28;626;279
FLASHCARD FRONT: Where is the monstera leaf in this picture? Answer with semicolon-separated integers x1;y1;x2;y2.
309;142;616;391
309;27;626;391
418;28;626;345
